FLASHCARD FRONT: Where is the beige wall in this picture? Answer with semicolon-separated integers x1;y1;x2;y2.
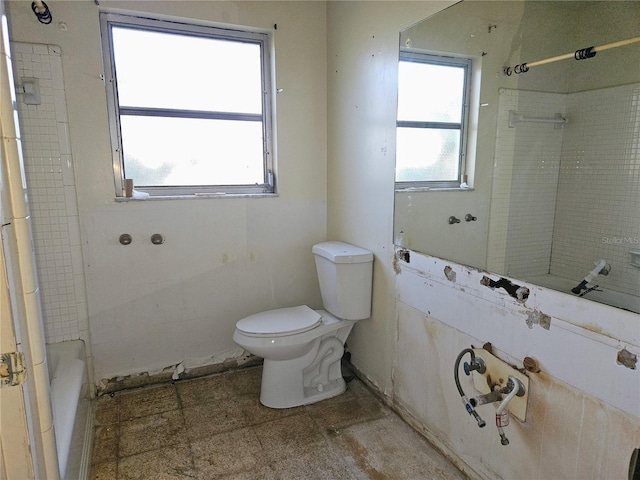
7;0;328;381
326;1;454;396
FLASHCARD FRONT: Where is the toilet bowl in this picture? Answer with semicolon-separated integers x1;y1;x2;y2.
233;241;374;408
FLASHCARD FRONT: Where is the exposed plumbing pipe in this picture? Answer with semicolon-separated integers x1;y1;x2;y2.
495;376;521;446
470;388;501;407
454;348;486;428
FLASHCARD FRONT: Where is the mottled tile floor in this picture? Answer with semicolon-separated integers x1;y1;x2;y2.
90;366;467;480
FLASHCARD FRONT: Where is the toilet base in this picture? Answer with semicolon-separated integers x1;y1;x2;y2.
259;355;347;409
302;378;347;404
261;375;346;409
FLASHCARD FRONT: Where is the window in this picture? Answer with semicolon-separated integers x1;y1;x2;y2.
100;12;274;197
396;51;471;189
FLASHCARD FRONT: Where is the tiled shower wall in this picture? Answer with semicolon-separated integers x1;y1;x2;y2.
11;42;88;343
487;88;566;277
551;83;640;297
489;84;640;298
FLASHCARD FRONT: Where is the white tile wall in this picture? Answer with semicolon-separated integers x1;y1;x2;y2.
11;42;87;343
551;83;640;298
488;88;566;277
489;85;640;300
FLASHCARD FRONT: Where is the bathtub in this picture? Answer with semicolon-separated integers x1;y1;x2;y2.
47;340;93;480
525;274;640;314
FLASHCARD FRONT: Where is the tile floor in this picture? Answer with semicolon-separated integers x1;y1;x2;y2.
90;366;468;480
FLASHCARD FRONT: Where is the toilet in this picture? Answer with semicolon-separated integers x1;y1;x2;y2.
233;241;374;408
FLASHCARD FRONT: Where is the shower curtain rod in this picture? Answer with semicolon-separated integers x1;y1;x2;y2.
503;36;640;75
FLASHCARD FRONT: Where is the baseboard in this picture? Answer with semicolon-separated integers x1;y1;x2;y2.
97;355;263;396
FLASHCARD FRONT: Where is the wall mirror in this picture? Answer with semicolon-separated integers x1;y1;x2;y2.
394;1;640;313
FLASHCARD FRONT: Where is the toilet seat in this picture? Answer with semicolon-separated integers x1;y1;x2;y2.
236;305;322;337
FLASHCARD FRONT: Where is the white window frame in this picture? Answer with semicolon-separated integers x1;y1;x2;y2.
396;50;472;190
100;12;275;198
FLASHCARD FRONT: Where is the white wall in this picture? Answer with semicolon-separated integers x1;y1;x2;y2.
326;0;454;396
7;1;328;382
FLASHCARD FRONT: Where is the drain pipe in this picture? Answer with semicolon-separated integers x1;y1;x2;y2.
0;15;60;479
454;348;486;428
495;376;522;446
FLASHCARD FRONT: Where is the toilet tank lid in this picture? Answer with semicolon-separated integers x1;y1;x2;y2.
236;305;322;335
312;241;373;264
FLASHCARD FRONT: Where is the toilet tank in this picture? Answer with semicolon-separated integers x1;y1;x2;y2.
312;241;374;320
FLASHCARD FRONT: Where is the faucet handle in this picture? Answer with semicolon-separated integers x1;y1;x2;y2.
463;357;486;375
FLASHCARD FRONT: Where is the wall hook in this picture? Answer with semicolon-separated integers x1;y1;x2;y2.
448;216;461;224
465;214;477;222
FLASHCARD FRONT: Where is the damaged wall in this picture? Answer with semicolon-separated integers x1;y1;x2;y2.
7;1;328;383
326;4;639;477
395;251;640;479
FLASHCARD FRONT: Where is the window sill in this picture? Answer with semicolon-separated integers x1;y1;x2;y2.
115;193;279;202
395;187;475;193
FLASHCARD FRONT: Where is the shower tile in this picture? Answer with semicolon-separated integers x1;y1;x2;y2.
11;41;86;344
60;154;74;185
118;384;179;421
119;410;187;457
117;444;195;480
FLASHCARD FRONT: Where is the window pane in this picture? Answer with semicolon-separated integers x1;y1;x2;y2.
120;116;264;186
112;27;263;114
397;61;465;123
395;127;460;182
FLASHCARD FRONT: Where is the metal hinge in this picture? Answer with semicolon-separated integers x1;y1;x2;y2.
0;351;27;388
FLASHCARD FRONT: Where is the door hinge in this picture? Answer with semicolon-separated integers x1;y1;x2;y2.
0;351;27;388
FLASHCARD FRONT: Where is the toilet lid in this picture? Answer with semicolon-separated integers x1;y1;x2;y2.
236;305;322;336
